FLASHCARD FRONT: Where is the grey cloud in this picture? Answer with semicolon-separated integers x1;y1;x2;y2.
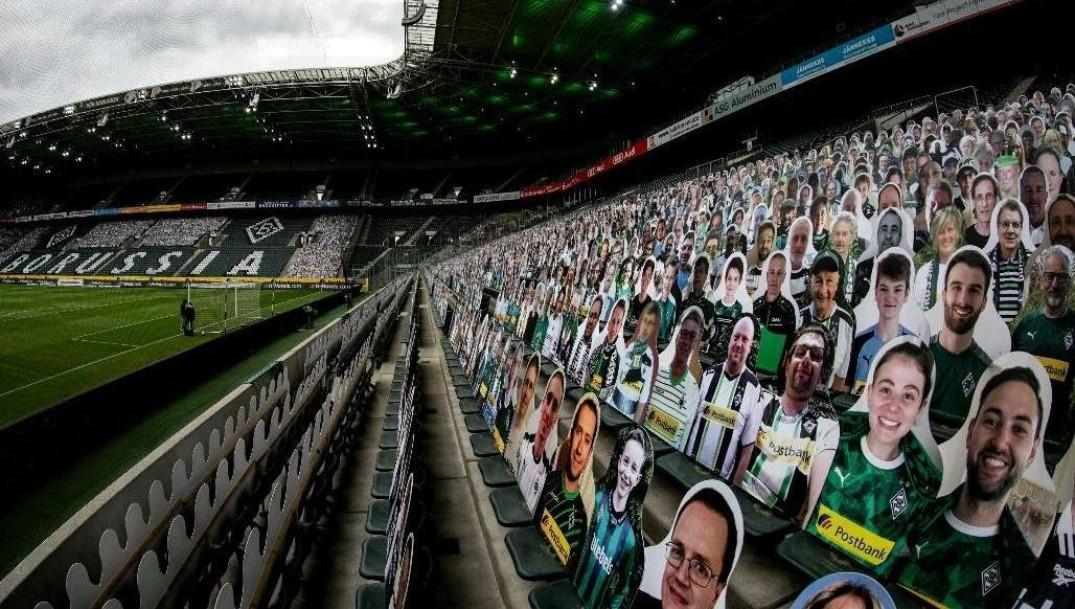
0;0;403;122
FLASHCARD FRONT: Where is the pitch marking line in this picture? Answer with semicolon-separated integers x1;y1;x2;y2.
0;331;184;399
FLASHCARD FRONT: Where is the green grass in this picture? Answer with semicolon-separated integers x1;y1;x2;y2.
0;285;332;426
0;298;358;576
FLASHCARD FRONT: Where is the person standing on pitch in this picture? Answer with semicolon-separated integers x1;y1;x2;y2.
181;298;196;336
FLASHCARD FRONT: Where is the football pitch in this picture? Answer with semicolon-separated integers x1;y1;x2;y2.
0;284;331;426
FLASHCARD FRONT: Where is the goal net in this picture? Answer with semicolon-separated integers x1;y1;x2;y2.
187;282;262;334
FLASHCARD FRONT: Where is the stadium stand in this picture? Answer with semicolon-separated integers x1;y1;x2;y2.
283;214;359;278
138;216;228;246
72;219;156;248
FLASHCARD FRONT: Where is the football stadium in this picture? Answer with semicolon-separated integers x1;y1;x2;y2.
1;1;1074;608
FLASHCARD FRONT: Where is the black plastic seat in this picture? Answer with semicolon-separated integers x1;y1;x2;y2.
505;527;566;581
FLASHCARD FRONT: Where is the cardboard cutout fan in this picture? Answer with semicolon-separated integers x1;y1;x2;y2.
937;352;1056;556
515;367;566;514
789;572;896;609
637;480;745;609
848;248;932;393
981;198;1034;322
503;353;542;465
572;424;655;609
534;390;601;573
752;251;801;376
645;306;707;451
925;245;1012;359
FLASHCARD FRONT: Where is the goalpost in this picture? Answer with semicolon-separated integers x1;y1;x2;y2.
187;282;262;334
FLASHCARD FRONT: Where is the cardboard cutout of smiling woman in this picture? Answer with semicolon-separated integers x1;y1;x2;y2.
634;481;744;609
504;353;542;468
790;572;895;609
981;198;1034;323
897;354;1054;608
804;337;942;577
534;391;601;574
573;425;654;609
847;249;931;394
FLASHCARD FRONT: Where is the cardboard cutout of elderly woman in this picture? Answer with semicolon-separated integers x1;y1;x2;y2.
805;337;942;577
633;481;744;609
981;198;1034;323
641;306;706;452
705;253;754;364
785;216;818;306
572;425;655;609
852;207;915;308
534;391;601;574
613;301;660;424
847;249;931;393
899;354;1054;608
913;205;965;312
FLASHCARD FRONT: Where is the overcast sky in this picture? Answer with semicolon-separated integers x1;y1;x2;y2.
0;0;404;123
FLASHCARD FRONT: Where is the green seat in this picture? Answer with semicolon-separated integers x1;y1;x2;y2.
730;486;795;538
489;486;532;527
776;531;866;581
371;470;393;499
359;536;388;580
505;527;566;581
459;397;482;415
465;413;489;433
647;433;677;458
355;583;387;609
470;433;500;457
528;579;578;609
599;406;634;431
366;499;390;534
386;402;400;416
379;429;398;450
478;456;515;487
564;385;585;404
383;414;399;431
655;452;713;492
375;449;398;472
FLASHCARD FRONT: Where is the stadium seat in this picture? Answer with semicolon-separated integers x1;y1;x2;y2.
776;531;865;581
505;527;566;581
478;456;517;487
528;579;579;609
469;433;501;457
489;486;532;527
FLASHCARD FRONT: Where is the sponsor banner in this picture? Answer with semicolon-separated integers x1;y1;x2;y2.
179;202;207;212
473;191;521;203
781;24;896;89
258;201;295;209
647;107;711;150
206;201;257;210
295;199;340;208
67;209;93;218
93;208;120;216
711;75;782;119
892;0;1017;43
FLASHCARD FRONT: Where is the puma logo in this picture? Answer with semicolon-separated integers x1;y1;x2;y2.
832;467;852;487
915;541;929;557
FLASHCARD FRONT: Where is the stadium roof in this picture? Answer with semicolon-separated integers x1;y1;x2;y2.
1;0;920;179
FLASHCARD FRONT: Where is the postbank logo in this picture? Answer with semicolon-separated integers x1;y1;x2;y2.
815;504;896;566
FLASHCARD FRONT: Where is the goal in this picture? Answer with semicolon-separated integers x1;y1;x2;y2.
187;282;262;334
